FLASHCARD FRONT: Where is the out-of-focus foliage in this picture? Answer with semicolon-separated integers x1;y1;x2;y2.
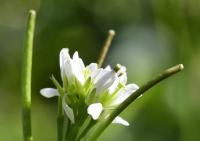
0;0;200;141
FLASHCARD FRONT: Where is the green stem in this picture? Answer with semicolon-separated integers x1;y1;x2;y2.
51;76;65;141
75;118;96;141
21;10;36;141
97;30;115;68
65;119;71;140
86;64;184;141
57;96;64;141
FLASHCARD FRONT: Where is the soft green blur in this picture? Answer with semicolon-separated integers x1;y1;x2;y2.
0;0;200;141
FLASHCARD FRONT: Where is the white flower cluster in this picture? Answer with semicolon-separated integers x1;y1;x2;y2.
40;48;139;126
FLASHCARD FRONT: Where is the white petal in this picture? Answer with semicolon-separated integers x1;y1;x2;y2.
91;68;104;83
73;51;85;70
125;84;139;93
60;48;70;80
64;59;74;84
111;84;139;105
86;63;98;73
40;88;59;98
59;48;70;69
105;65;112;71
87;103;103;120
95;70;114;86
96;73;116;94
78;58;85;70
62;96;75;123
72;51;85;84
112;116;129;126
95;70;116;94
108;80;119;94
63;104;75;123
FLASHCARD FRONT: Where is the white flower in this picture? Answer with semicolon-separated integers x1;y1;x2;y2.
60;48;85;85
40;48;139;126
85;64;139;125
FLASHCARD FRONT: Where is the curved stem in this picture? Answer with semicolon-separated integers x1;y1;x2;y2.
86;64;184;141
21;10;36;141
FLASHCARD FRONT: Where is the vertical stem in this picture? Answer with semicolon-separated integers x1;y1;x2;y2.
57;96;64;141
97;30;115;68
51;76;65;141
21;10;36;141
75;118;95;141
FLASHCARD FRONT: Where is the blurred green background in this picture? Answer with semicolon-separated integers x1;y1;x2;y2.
0;0;200;141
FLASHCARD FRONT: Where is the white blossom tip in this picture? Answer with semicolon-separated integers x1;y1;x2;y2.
40;88;59;98
61;48;69;54
112;116;130;126
87;103;103;120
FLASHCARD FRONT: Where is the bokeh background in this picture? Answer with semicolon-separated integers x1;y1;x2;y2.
0;0;200;141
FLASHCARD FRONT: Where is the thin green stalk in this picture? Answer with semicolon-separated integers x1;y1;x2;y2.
57;96;64;141
21;10;36;141
86;64;184;141
75;118;96;141
97;30;115;68
65;119;71;140
51;76;65;141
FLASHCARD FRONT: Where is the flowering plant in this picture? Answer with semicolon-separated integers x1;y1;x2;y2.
40;48;139;140
20;9;184;141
